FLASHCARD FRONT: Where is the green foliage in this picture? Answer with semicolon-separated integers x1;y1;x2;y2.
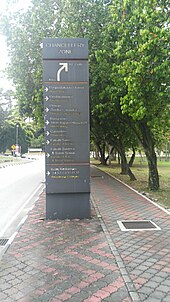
1;0;110;128
108;0;170;129
30;134;44;148
0;104;36;154
1;0;64;127
1;0;170;189
92;0;170;189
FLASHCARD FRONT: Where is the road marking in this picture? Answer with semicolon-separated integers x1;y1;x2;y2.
0;183;44;238
8;232;18;245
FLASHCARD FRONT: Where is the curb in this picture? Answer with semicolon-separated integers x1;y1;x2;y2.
91;194;141;302
93;164;170;215
0;215;29;260
0;160;33;169
0;183;45;260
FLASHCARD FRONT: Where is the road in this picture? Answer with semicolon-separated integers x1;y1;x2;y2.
0;156;45;242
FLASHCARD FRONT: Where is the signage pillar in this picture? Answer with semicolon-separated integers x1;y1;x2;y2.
43;38;90;219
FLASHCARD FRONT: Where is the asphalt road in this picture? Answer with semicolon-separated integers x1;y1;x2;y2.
0;156;45;240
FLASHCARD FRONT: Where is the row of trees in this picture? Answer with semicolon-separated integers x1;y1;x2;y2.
1;0;170;190
0;88;44;154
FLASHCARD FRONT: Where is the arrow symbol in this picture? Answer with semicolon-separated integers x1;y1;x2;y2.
46;140;50;145
57;63;68;81
46;131;50;136
45;120;49;125
45;107;49;112
45;96;49;101
46;153;50;158
45;87;48;92
47;171;51;176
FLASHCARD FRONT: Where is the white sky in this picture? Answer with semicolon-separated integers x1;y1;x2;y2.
0;0;31;90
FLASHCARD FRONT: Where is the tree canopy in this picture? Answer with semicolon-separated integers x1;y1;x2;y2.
95;0;170;189
1;0;170;190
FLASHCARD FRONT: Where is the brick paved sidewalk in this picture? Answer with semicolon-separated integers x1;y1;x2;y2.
0;192;131;301
0;165;169;302
91;165;170;302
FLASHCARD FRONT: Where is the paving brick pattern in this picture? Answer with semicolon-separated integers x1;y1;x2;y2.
0;165;169;301
0;191;131;302
91;166;170;302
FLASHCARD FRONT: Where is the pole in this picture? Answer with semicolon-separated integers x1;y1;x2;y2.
16;124;19;156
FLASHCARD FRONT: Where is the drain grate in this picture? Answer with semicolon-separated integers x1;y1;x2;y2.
117;220;161;231
0;238;9;246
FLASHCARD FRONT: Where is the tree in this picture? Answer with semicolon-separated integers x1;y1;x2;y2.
1;0;65;127
96;0;170;190
0;88;15;110
2;0;169;190
91;100;137;180
1;0;110;127
0;105;35;154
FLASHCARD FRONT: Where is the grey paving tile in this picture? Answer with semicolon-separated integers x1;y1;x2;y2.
0;166;169;302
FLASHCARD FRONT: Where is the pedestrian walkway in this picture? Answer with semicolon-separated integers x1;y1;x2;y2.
0;165;169;302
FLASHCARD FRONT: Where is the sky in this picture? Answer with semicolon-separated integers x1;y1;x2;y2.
0;0;31;90
0;36;10;89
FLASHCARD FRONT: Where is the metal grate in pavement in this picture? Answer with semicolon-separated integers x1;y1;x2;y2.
0;239;9;246
117;220;161;231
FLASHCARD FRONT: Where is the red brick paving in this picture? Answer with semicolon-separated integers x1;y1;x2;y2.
0;189;130;301
91;165;170;302
0;165;169;301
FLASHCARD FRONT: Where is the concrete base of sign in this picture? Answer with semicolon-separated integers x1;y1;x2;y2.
46;193;91;220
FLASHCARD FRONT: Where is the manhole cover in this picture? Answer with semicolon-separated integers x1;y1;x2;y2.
0;239;9;246
117;220;161;231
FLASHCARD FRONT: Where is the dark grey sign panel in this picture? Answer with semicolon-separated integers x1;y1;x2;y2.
43;60;89;83
44;83;89;120
46;164;90;193
43;38;88;60
46;193;90;220
43;38;90;219
44;83;89;164
45;125;90;163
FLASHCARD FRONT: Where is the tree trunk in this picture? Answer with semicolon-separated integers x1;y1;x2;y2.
112;149;117;161
127;164;137;181
93;149;100;160
120;151;128;174
118;152;121;164
97;142;107;165
145;148;159;190
105;146;114;165
123;118;159;189
117;141;136;181
116;140;128;174
139;122;159;190
100;154;107;165
128;147;135;167
117;139;136;181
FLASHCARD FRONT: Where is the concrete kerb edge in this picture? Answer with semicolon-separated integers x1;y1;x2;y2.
0;183;45;260
0;160;34;169
90;193;141;302
92;164;170;215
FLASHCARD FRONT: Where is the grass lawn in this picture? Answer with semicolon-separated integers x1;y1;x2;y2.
0;154;13;163
0;154;23;164
91;157;170;210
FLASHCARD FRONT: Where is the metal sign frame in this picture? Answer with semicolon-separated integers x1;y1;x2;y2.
43;38;90;219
